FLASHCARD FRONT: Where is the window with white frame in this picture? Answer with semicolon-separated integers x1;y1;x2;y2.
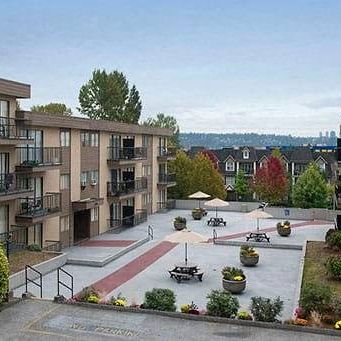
60;174;70;190
81;171;88;185
225;176;235;186
243;149;249;159
142;164;151;177
91;207;99;221
90;170;99;184
60;130;70;147
225;160;235;171
142;135;149;147
91;133;99;147
316;159;326;172
60;215;70;232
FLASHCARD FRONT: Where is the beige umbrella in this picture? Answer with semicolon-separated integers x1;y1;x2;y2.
204;198;229;218
246;209;273;233
188;191;211;208
165;229;206;264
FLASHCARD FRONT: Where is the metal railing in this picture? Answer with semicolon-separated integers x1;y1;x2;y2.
57;267;73;298
0;173;32;195
25;265;42;298
148;225;154;240
107;177;147;197
158;146;177;158
158;173;176;184
0;116;28;140
107;146;147;161
107;209;148;230
17;193;61;217
0;225;31;254
16;147;61;167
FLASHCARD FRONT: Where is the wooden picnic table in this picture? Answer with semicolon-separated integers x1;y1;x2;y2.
168;262;204;283
207;217;226;227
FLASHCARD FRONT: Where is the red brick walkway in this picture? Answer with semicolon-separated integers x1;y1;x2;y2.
92;241;177;296
79;240;136;247
208;220;331;242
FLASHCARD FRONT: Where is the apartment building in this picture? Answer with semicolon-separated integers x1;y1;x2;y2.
189;145;336;200
0;78;175;250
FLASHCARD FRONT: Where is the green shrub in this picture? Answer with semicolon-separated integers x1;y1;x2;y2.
27;244;42;252
326;230;341;249
325;256;341;279
174;216;186;224
250;296;283;322
0;246;9;304
331;296;341;318
206;290;239;318
142;288;176;312
325;228;336;243
300;283;332;314
221;266;245;281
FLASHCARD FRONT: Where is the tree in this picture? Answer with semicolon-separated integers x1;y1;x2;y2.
31;103;72;116
78;69;142;123
252;156;289;205
190;153;226;199
234;170;250;200
292;163;332;208
0;246;9;304
143;113;180;148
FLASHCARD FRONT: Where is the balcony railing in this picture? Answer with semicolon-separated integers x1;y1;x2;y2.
107;209;147;230
158;173;176;184
0;116;29;140
16;147;62;168
107;147;147;161
0;225;29;254
16;193;61;218
158;146;177;158
0;173;32;196
107;177;147;197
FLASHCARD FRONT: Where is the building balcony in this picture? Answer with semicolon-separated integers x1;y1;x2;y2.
157;173;176;187
157;146;176;161
15;193;61;224
107;147;147;165
107;209;148;231
107;177;148;198
16;147;62;172
0;173;33;202
0;117;33;145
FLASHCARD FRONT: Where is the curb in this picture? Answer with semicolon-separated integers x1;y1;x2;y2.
59;300;341;337
293;240;308;309
66;237;151;267
214;239;303;250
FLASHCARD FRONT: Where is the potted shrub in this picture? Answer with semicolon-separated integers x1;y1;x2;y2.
206;289;239;318
240;245;259;266
221;266;246;294
191;208;203;220
277;220;291;237
250;296;284;322
173;216;186;230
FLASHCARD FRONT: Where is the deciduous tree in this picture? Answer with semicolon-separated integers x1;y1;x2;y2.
31;103;72;116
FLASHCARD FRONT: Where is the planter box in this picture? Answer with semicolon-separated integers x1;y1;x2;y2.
277;226;291;237
174;222;186;230
240;254;259;266
222;278;246;294
192;211;203;220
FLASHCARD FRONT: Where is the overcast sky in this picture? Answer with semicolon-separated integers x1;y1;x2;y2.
0;0;340;136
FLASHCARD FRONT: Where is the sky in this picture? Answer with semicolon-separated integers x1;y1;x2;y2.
0;0;340;136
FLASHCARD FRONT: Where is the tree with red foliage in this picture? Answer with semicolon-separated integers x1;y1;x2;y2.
252;156;289;205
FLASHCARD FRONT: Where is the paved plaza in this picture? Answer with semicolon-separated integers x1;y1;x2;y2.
14;209;333;321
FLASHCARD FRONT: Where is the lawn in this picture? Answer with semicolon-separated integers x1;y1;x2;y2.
9;251;57;275
301;241;341;297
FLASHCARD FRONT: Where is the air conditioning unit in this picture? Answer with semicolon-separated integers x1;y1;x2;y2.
91;179;97;186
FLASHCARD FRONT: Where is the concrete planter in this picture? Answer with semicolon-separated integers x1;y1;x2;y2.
277;225;291;237
240;254;259;266
192;210;203;220
222;278;246;294
174;222;186;230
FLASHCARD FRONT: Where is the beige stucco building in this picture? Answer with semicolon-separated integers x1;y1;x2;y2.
0;77;175;249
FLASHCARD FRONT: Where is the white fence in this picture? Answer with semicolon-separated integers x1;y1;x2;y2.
175;199;339;222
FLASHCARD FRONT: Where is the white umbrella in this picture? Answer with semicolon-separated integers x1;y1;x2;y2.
165;229;206;264
188;191;211;208
246;209;273;233
204;198;229;218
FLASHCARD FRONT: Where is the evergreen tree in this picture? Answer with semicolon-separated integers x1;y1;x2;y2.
31;103;72;116
292;163;332;208
234;170;250;200
78;69;142;123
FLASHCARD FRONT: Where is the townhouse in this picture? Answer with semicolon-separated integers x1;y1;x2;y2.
0;77;175;250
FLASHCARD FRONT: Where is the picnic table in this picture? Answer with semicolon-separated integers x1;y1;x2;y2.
169;262;204;283
207;217;226;227
246;232;270;242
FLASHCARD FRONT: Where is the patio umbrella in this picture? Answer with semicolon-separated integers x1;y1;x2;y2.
246;209;273;233
188;191;211;208
165;229;206;264
204;198;229;218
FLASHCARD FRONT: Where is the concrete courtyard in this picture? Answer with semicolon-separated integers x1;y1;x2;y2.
14;209;333;321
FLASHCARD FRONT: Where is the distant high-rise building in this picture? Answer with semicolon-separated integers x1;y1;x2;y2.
319;131;323;138
330;130;336;139
326;131;329;138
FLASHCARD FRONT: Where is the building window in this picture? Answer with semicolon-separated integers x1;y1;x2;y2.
316;160;326;172
91;133;99;147
0;100;9;117
60;174;70;190
142;193;148;206
81;171;88;185
243;149;249;159
60;130;70;147
81;132;99;146
142;135;149;147
225;161;235;171
142;164;151;177
240;163;253;174
81;132;89;146
0;205;8;234
90;170;99;184
225;176;235;186
91;207;99;221
60;215;70;232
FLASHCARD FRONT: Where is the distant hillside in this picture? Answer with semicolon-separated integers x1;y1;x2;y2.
180;132;337;149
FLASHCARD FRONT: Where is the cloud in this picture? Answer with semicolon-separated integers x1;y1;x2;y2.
303;96;341;109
